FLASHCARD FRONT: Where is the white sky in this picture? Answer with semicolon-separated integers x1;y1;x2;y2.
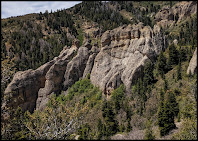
1;1;81;19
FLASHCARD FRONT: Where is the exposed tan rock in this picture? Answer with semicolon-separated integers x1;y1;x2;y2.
3;44;79;113
83;39;92;50
172;1;197;23
63;47;90;90
173;39;178;45
36;46;78;111
83;53;97;78
3;60;55;113
3;22;165;113
91;23;165;94
155;1;197;29
187;47;197;75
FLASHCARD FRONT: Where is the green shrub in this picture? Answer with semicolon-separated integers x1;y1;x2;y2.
66;78;94;101
80;96;87;105
78;123;91;140
144;128;155;140
111;84;125;111
144;120;155;140
96;91;102;100
172;119;197;140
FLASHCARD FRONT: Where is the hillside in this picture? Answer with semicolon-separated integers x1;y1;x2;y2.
1;1;197;140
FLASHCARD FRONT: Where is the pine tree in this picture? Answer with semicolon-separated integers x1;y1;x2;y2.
167;44;179;69
102;101;118;136
164;79;168;92
157;101;164;129
143;62;154;87
164;91;179;117
177;59;182;80
157;51;166;78
159;88;164;101
126;119;132;132
144;120;155;140
97;118;103;139
158;91;178;136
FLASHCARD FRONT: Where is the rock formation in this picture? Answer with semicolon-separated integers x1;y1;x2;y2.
90;23;165;95
63;47;90;91
3;60;55;113
187;47;197;75
3;23;165;113
155;1;197;29
3;40;80;113
36;46;78;111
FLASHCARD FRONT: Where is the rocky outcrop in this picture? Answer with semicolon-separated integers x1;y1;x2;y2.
155;1;197;29
187;47;197;75
36;46;78;111
63;47;90;91
3;22;165;113
3;41;80;113
83;53;97;78
3;60;55;113
90;23;165;95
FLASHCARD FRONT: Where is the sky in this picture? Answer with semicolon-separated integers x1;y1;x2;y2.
1;1;81;19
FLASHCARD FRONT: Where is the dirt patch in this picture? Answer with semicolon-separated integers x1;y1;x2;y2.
111;128;145;140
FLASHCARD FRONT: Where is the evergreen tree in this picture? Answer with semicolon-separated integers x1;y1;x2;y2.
111;84;125;112
126;119;132;132
143;62;154;87
159;88;164;101
97;118;103;140
164;91;179;117
164;79;168;92
167;44;179;69
157;51;167;78
78;123;91;140
177;59;182;80
102;101;119;136
158;91;178;136
144;120;155;140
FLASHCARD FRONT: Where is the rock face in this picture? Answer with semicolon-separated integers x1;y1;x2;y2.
3;41;80;113
63;47;90;90
36;46;78;111
90;23;165;95
3;60;55;113
187;47;197;75
3;23;165;113
155;1;197;29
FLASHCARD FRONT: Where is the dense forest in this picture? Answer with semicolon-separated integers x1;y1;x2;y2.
1;1;197;140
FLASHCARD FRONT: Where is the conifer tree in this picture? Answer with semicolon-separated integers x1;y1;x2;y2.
167;44;179;69
126;119;132;132
97;118;103;139
102;101;118;136
157;51;166;77
177;59;182;80
158;91;178;136
143;62;154;87
144;120;155;140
